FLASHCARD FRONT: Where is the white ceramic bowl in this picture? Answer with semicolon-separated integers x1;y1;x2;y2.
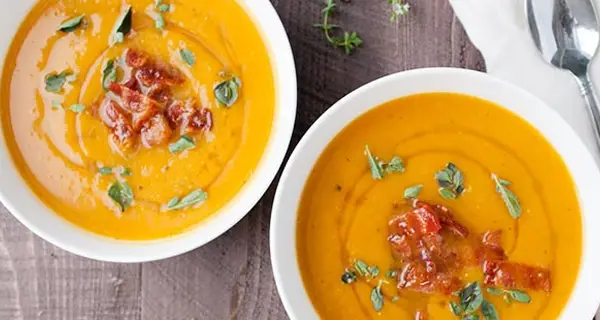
270;68;600;319
0;0;296;262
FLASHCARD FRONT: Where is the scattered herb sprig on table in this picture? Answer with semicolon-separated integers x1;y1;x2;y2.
435;162;465;199
491;174;522;219
314;0;363;54
387;0;410;21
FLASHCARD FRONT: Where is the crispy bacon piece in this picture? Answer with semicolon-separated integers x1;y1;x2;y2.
388;234;412;259
147;85;173;104
109;82;161;131
413;201;469;238
140;114;172;148
97;98;135;150
483;260;552;292
165;100;213;133
391;205;442;237
397;262;462;295
125;49;185;87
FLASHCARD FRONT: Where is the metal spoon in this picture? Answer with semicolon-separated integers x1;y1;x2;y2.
526;0;600;144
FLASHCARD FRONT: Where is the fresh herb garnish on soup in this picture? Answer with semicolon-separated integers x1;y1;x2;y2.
364;145;404;179
111;5;132;44
108;181;133;212
101;59;118;91
165;189;207;211
435;162;465;199
403;184;422;199
44;70;73;93
491;174;522;219
214;72;242;107
57;15;85;33
180;47;195;66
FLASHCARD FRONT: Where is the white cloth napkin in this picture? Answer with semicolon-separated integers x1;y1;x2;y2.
448;0;600;317
449;0;600;165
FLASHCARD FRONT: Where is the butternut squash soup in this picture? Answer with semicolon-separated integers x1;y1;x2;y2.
0;0;275;239
296;93;581;319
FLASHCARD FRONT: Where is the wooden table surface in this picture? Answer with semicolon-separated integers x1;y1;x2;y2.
0;1;484;319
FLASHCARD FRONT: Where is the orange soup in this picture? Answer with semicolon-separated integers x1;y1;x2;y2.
297;93;581;319
1;0;274;239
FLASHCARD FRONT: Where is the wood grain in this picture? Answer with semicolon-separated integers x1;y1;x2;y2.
0;1;484;319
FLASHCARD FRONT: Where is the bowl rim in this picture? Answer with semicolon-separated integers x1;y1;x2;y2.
0;0;297;262
270;67;600;319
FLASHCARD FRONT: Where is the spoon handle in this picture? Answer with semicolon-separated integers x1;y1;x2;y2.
576;73;600;146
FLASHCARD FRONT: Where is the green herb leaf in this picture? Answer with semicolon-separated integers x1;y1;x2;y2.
315;0;362;54
435;163;465;199
449;301;462;316
507;289;531;303
370;281;384;312
169;135;195;153
57;15;85;32
154;14;165;29
388;0;410;21
341;269;357;284
98;167;113;175
458;282;483;314
439;187;457;200
180;47;195;66
214;74;242;107
51;100;63;109
365;145;384;180
491;174;521;219
121;168;132;176
69;104;85;113
486;287;503;296
385;270;397;279
386;156;404;173
481;300;499;320
404;184;422;199
353;259;369;276
102;59;117;91
108;181;133;211
45;70;72;93
166;189;207;210
503;293;512;304
462;315;480;320
166;197;179;208
367;266;380;277
111;5;132;44
157;3;171;12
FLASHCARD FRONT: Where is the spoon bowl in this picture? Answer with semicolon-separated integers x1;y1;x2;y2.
527;0;600;143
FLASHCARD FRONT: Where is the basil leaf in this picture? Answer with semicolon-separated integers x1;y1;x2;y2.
486;287;503;296
507;289;531;303
154;14;165;29
214;76;241;107
169;135;195;153
353;259;369;276
404;184;422;199
341;269;357;284
491;174;522;219
166;189;207;210
386;156;404;173
120;167;132;176
166;197;179;208
370;282;384;312
99;167;113;175
458;282;483;314
367;265;379;277
462;315;480;320
108;181;133;211
449;301;462;316
180;47;195;66
45;71;72;93
102;59;117;91
439;187;457;200
112;5;132;44
481;300;499;320
69;104;85;113
57;15;85;32
364;145;384;180
158;4;171;12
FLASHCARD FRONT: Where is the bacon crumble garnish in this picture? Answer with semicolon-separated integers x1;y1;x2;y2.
94;49;213;153
483;260;551;292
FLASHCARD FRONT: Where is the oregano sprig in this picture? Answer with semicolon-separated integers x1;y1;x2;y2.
387;0;410;21
314;0;363;54
491;174;522;219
